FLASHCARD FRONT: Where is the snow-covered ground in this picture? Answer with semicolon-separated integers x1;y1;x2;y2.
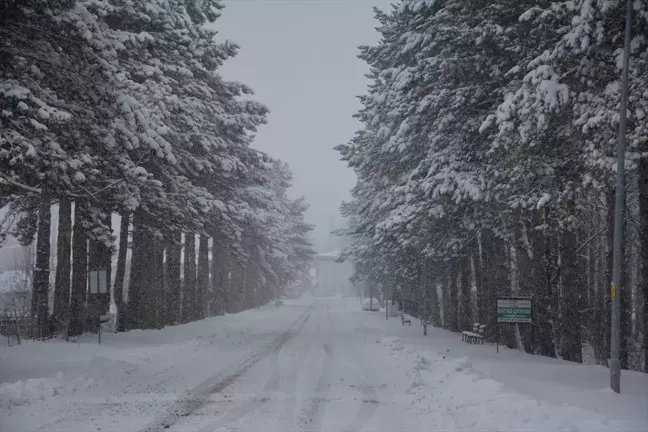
1;296;646;432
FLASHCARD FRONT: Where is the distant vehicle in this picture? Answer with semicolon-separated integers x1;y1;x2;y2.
361;298;380;311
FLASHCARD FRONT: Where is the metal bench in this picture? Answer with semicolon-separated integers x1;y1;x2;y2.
461;323;486;344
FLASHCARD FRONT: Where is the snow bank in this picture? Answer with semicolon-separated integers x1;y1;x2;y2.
0;374;63;408
0;371;94;409
380;336;623;432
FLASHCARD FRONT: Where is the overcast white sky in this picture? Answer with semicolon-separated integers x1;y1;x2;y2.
215;0;392;252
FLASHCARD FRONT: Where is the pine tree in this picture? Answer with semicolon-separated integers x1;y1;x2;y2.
337;0;648;365
2;0;315;336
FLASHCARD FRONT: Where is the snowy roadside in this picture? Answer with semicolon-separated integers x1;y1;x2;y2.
0;298;314;432
378;336;631;432
381;326;648;431
344;297;647;432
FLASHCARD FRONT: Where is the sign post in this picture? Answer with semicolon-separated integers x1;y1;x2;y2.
496;297;533;353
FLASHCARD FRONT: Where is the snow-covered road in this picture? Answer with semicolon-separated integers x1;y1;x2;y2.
165;301;421;432
2;297;646;432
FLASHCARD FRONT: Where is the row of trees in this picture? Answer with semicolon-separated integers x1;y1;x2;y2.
1;0;314;337
339;0;647;372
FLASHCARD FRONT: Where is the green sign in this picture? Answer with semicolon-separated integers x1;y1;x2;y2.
497;298;532;323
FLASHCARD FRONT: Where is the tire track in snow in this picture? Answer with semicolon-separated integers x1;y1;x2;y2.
138;308;311;432
193;351;282;432
200;305;321;432
273;339;311;432
297;314;333;432
335;311;382;432
211;328;312;432
342;383;379;432
342;337;381;432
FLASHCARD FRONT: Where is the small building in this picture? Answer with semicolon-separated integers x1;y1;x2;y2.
313;251;354;297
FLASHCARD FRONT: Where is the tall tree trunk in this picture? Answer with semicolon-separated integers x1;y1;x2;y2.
605;191;614;364
422;257;441;327
210;238;224;316
165;231;182;325
251;251;261;307
69;204;87;337
482;229;509;342
560;226;583;363
418;258;428;335
513;213;535;353
127;212;145;330
621;229;631;370
103;225;112;318
197;235;209;319
140;229;156;329
481;230;497;339
152;238;165;329
240;261;247;311
87;218;111;332
222;247;231;313
471;233;487;326
241;237;251;310
586;200;604;364
441;265;450;329
527;211;557;357
53;199;71;334
640;158;648;372
87;239;100;333
448;260;459;332
229;257;243;313
241;231;259;309
593;206;607;365
182;233;196;322
500;241;516;348
459;253;472;330
113;214;129;332
238;258;246;312
32;194;51;339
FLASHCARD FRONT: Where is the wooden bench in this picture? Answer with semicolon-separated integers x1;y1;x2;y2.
461;323;486;344
401;314;411;326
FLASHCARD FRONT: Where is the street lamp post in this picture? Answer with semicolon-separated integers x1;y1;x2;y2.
610;0;632;394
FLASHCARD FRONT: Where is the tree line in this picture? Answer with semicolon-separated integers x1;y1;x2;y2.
0;0;314;338
338;0;647;372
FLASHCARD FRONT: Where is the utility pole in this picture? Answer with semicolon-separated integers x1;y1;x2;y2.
611;0;632;394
